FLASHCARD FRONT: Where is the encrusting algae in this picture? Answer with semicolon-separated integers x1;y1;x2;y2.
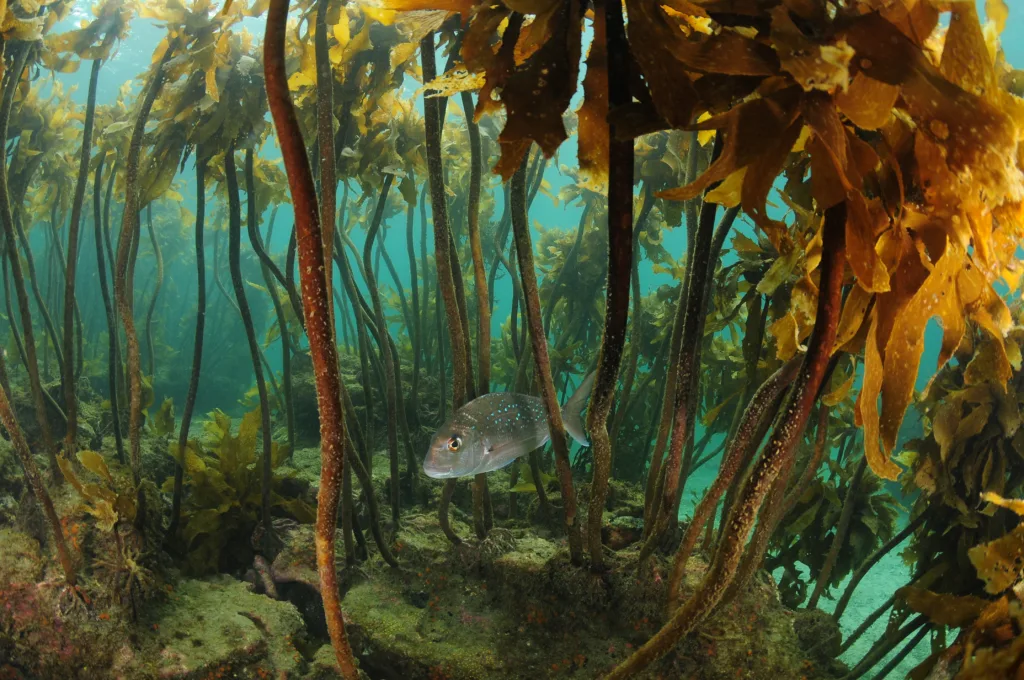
0;0;1022;678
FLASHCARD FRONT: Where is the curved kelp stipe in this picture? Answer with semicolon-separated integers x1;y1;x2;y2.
265;1;358;675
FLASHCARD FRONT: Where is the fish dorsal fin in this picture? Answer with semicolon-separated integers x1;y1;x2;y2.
562;371;595;447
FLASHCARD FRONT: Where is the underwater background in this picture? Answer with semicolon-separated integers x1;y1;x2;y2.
1;0;1023;678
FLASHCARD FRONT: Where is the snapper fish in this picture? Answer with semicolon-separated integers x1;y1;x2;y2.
423;372;596;479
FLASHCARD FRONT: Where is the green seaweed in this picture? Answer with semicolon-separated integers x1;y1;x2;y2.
163;408;313;574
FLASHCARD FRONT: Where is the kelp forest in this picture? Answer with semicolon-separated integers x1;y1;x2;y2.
0;0;1022;678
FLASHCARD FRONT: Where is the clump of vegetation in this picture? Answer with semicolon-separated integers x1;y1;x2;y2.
163;408;314;574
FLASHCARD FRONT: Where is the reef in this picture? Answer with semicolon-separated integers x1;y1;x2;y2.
0;428;841;680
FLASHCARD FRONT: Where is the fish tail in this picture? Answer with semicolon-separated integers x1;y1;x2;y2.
562;371;596;447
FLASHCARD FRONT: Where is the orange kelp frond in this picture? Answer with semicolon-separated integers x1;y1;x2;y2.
376;0;779;178
644;2;1024;481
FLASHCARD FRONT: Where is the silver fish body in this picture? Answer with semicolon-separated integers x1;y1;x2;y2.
423;372;595;479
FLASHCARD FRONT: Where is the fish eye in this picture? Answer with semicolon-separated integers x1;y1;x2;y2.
447;435;462;452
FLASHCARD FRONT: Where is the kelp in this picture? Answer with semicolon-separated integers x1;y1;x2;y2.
168;151;207;538
60;57;99;457
225;144;275;554
0;41;56;472
362;173;403;526
612;203;848;677
265;0;359;673
142;205;163;381
55;0;129;456
510;157;584;564
0;384;76;587
113;38;175;529
163;409;311;573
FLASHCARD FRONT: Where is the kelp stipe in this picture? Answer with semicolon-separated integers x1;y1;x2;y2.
168;151;207;540
61;56;100;458
510;157;584;565
0;41;57;475
113;40;174;531
264;0;358;674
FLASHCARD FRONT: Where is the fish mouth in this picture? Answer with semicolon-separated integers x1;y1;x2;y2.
422;461;456;479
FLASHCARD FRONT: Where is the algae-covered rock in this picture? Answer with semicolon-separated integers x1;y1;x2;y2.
136;576;306;679
0;528;43;584
603;515;644;549
0;438;22;526
793;607;846;674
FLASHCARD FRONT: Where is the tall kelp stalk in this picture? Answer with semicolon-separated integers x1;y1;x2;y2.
113;43;174;527
44;232;58;381
47;192;85;386
226;145;274;554
169;152;207;538
0;343;9;398
649;138;723;547
666;357;799;610
832;509;929;622
806;453;868;609
375;230;414;343
314;0;335;304
420;32;467;408
257;202;295;453
265;2;358;674
584;0;632;571
611;204;847;678
460;89;491;538
461;90;488;397
609;188;653;449
17;208;65;381
143;205;163;380
367;229;418;500
422;31;470;546
60;55;100;456
333;233;375;458
92;156;125;463
405;199;423;425
3;256;25;367
641;132;698;538
0;41;56;471
511;158;584;564
362;173;403;527
417;186;430;371
100;161;126;411
0;388;75;587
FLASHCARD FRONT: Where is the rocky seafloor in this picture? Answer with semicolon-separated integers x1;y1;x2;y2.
1;431;848;680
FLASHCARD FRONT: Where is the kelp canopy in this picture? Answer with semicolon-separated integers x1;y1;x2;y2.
0;0;1022;678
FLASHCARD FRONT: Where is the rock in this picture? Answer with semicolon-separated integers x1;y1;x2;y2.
603;515;644;549
136;576;305;679
793;608;843;661
0;529;42;585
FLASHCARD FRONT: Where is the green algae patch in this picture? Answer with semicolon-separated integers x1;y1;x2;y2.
343;578;511;679
0;529;43;584
296;503;832;680
138;576;305;679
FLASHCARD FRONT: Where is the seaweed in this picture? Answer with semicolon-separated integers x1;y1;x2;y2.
163;409;312;574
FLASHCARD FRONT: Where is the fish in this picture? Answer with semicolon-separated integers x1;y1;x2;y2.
423;372;595;479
